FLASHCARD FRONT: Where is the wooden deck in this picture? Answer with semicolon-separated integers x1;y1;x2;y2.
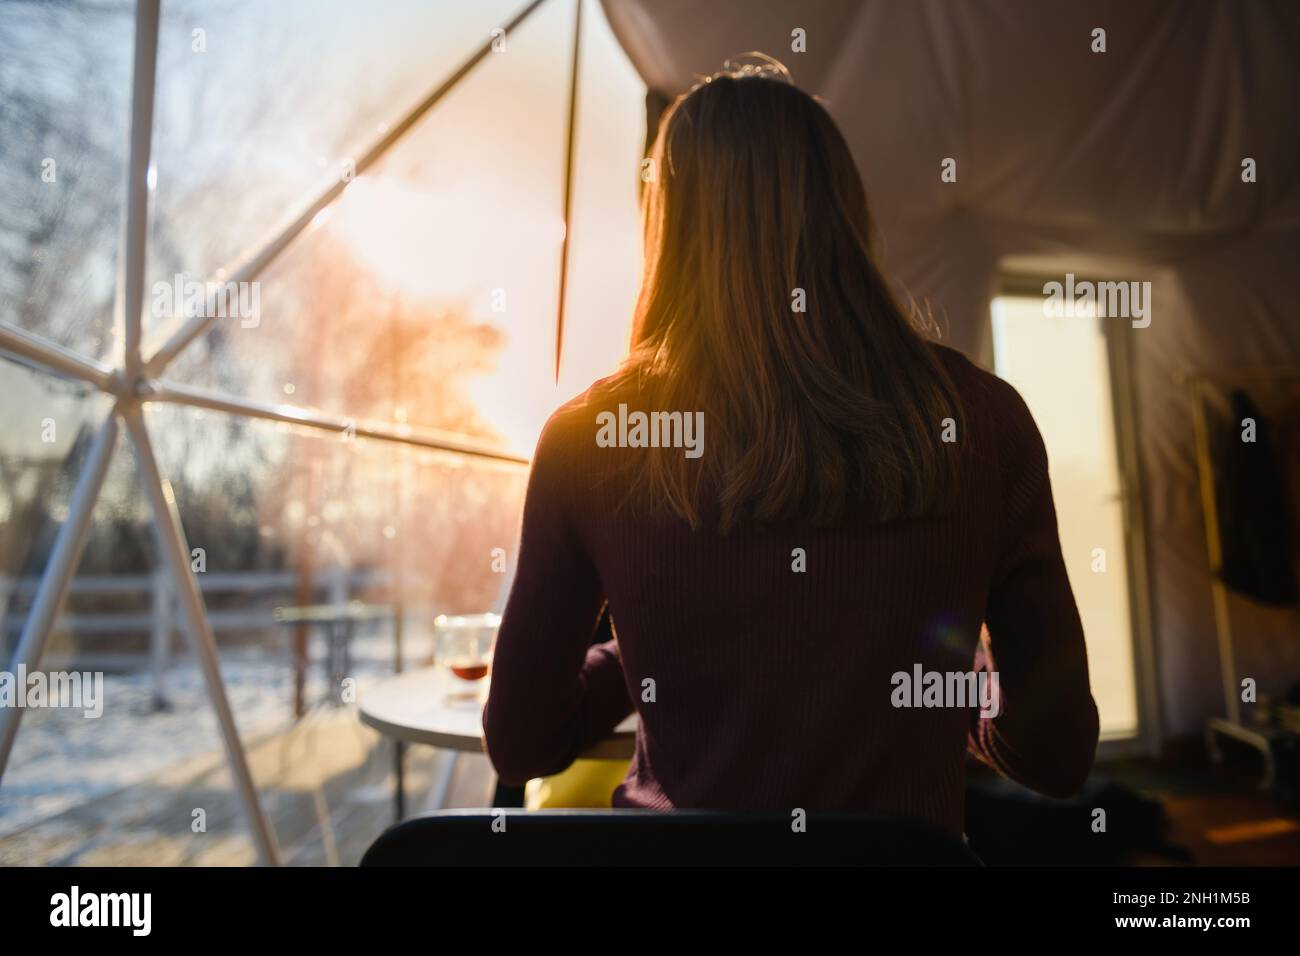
0;705;495;866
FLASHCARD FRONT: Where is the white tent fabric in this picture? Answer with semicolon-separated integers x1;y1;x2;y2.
600;0;1300;740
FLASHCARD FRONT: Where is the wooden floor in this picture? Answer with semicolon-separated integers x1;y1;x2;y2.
1104;751;1300;866
0;705;496;866
1153;792;1300;866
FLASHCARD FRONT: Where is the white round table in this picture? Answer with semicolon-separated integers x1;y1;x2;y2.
359;667;636;814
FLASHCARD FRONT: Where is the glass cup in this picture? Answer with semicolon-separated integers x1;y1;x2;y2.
433;613;499;705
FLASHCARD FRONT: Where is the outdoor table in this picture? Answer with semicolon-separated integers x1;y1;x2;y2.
358;666;637;819
273;601;396;713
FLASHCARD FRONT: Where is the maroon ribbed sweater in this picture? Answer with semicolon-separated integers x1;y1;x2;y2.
483;345;1098;832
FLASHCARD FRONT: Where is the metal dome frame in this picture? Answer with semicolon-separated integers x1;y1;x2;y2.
0;0;580;865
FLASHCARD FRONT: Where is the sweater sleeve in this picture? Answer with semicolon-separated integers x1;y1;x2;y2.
482;410;634;786
968;380;1099;798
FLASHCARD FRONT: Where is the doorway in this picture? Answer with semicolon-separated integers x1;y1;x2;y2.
989;287;1153;745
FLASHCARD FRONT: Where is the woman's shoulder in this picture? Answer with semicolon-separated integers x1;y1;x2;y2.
533;372;641;464
930;341;992;395
930;342;1034;426
541;373;630;433
928;341;1046;473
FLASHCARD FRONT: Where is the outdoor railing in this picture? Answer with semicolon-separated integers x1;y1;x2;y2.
0;568;390;704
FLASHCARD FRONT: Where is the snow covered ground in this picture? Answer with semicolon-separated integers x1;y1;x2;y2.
0;631;411;838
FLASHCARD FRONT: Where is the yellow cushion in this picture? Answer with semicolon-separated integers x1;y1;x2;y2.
525;759;632;809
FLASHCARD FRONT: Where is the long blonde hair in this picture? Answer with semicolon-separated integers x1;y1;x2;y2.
601;61;962;532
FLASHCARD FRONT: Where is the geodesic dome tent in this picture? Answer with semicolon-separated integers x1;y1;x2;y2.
1;0;1299;865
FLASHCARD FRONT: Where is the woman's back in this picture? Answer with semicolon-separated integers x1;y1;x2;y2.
484;344;1098;833
483;60;1096;831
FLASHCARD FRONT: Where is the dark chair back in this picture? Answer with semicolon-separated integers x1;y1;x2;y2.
360;809;982;866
